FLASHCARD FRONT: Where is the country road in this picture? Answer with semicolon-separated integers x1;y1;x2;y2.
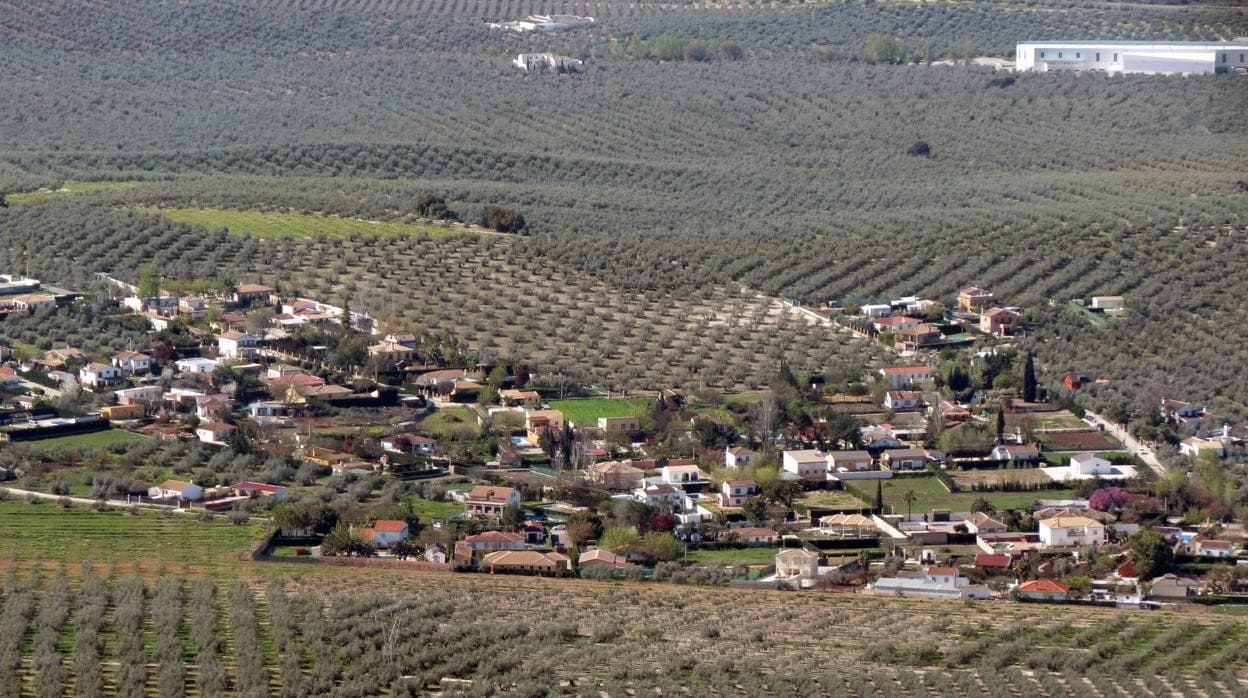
1082;410;1166;477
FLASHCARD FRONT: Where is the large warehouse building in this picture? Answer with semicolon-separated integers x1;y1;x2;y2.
1016;41;1248;75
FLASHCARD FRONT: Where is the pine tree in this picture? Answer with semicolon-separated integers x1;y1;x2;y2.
1022;352;1038;403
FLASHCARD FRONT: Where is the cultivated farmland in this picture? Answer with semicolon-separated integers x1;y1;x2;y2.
0;565;1245;697
141;207;476;239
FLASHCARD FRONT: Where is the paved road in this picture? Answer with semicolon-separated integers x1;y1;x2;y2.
1083;410;1165;476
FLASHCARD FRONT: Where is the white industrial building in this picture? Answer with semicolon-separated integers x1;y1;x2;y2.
1016;41;1248;75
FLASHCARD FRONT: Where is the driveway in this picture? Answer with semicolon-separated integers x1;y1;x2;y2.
1083;410;1165;476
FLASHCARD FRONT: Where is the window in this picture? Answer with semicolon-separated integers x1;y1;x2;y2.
1222;54;1228;63
1240;53;1244;63
1039;51;1045;58
1114;53;1118;61
1058;52;1063;58
1075;52;1081;59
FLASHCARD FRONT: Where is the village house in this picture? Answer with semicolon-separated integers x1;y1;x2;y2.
719;479;761;508
424;544;447;564
1016;578;1070;601
884;391;924;410
361;520;409;548
217;331;258;361
775;548;821;584
1038;516;1106;548
1180;436;1225;458
827;450;873;472
578;548;627;571
178;296;208;320
782;449;828;481
1193;537;1237;558
480;550;572;576
195;393;233;420
40;347;86;369
879;365;933;390
597;415;640;433
230;481;287;500
589;460;645;491
498;389;541;407
465;485;521;520
965;511;1008;534
880;448;932;471
1147;574;1199;601
634;483;687;510
980;307;1021;335
991;443;1042;462
233;283;275;305
101;404;146;420
732;527;779;546
78;362;122;389
111;350;152;376
195;420;237;446
897;324;942;351
380;434;437;456
724;445;755;469
957;287;994;312
870;565;992;600
660;463;707;485
524;409;565;446
871;315;923;333
150;479;203;501
463;531;526;551
175;357;219;374
1161;399;1210;429
367;340;414;359
0;366;23;391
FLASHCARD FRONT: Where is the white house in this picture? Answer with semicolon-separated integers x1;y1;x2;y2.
217;331;257;361
660;463;707;485
465;485;521;520
175;357;219;374
879;366;933;390
1038;516;1106;548
114;385;164;404
79;362;122;388
775;548;820;583
424;544;447;564
1194;539;1237;558
1016;40;1248;75
362;520;409;549
381;434;437;456
861;304;891;318
869;566;992;600
1016;579;1070;601
195;420;237;446
881;448;931;471
111;351;152;376
718;479;760;508
725;446;755;469
782;450;828;481
1071;452;1112;476
884;390;924;410
150;479;203;501
991;443;1042;462
634;483;687;510
1180;437;1225;459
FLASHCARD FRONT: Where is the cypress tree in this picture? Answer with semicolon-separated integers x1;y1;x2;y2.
874;480;884;511
1022;353;1038;403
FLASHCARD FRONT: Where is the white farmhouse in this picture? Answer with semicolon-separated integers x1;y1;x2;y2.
217;331;257;361
1038;516;1106;548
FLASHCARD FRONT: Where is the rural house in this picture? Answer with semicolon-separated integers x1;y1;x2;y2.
79;362;122;388
1038;516;1106;548
957;287;994;312
719;479;761;508
111;350;153;376
782;449;828;481
465;485;521;520
879;366;933;390
980;307;1021;335
361;520;409;548
151;480;203;502
217;331;258;361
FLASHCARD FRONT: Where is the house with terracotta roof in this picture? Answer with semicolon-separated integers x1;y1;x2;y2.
361;519;409;548
633;483;686;510
884;390;925;410
897;324;942;351
150;480;203;501
827;450;874;472
956;286;994;312
589;460;646;491
975;553;1013;571
196;420;237;446
871;315;922;333
233;283;275;304
499;388;541;406
465;485;521;520
965;512;1008;534
578;548;627;570
230;481;287;500
724;445;755;469
980;307;1021;336
79;362;122;388
480;550;571;576
1017;578;1070;601
524;409;565;446
732;527;779;546
463;531;526;551
1193;537;1237;558
0;366;23;391
112;350;153;376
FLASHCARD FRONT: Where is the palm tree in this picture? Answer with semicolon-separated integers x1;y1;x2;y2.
902;489;917;519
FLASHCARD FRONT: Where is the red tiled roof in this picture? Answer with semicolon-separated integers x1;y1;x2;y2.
881;366;931;375
371;519;407;533
1018;578;1069;594
975;554;1013;569
926;566;958;576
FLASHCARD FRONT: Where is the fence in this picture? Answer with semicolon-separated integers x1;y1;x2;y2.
317;557;452;572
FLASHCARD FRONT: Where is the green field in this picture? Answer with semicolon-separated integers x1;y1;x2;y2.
405;494;465;521
0;499;264;569
6;180;142;204
25;429;149;450
548;398;643;426
139;206;474;239
878;475;1073;515
686;546;780;567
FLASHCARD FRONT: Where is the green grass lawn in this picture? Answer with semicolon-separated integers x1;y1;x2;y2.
6;180;142;204
548;398;643;425
878;475;1073;514
405;495;465;521
0;499;264;568
686;546;780;567
139;206;473;239
415;406;478;439
25;429;149;450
